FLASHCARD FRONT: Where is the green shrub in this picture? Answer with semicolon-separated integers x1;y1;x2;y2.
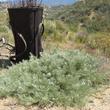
75;32;88;43
87;33;110;56
0;26;8;33
0;50;108;107
86;18;110;33
0;11;13;43
43;20;74;42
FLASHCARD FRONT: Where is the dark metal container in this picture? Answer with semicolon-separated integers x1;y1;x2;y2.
8;7;44;62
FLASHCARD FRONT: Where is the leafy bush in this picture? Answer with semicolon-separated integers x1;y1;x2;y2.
44;20;74;42
0;50;108;106
87;33;110;56
75;31;88;43
0;10;14;43
47;0;110;33
86;17;110;33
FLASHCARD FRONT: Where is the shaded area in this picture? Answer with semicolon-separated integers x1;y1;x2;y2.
0;58;12;69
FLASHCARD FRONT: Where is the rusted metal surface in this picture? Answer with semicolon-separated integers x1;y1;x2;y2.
8;7;44;62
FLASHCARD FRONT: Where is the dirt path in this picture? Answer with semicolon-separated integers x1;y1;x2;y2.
83;86;110;110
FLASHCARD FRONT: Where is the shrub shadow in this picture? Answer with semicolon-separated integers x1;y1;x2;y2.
0;58;12;69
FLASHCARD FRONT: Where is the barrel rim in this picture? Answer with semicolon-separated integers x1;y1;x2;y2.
8;7;43;11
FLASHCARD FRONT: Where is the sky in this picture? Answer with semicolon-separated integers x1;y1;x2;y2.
0;0;77;5
43;0;76;5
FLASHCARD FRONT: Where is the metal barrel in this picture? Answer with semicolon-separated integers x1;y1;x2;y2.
8;7;44;62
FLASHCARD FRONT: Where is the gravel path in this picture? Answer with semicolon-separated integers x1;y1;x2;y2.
83;86;110;110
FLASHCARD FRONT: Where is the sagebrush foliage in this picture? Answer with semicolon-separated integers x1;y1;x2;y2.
0;50;108;106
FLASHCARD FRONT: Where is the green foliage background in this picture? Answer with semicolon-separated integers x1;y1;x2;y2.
47;0;110;32
0;10;13;43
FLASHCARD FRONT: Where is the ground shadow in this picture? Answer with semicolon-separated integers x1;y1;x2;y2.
0;58;12;69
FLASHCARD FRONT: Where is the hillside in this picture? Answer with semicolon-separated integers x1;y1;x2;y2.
47;0;110;32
